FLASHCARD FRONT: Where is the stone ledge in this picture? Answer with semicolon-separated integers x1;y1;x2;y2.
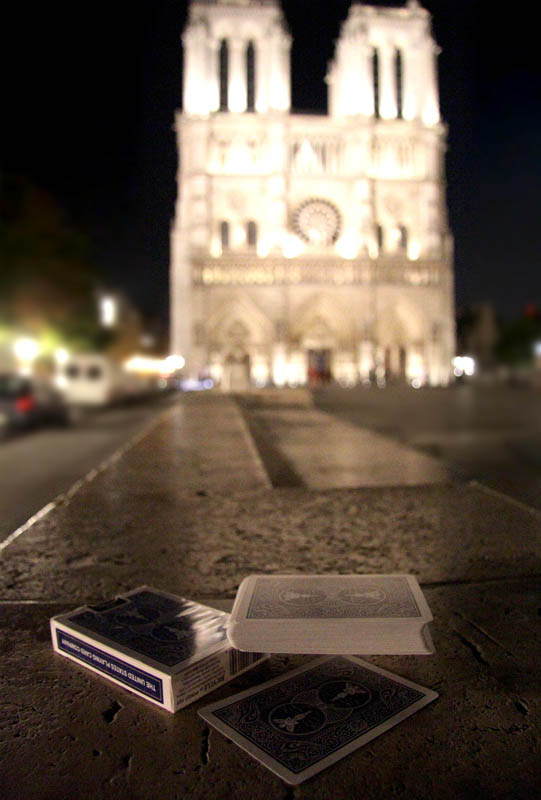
0;578;538;800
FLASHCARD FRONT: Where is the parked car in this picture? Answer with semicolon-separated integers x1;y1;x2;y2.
0;373;69;437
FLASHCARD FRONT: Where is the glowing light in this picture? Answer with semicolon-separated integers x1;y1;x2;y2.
209;361;223;385
273;347;287;387
251;357;270;387
368;240;379;259
270;74;289;111
407;351;425;384
286;353;306;386
163;354;186;373
124;354;185;376
14;337;39;362
312;229;325;245
124;356;163;374
358;343;373;381
379;72;398;120
422;102;440;126
233;225;245;248
402;93;416;121
55;348;70;365
229;80;247;113
408;241;420;261
100;296;117;327
210;239;222;258
452;356;476;378
336;233;359;260
282;234;304;259
533;341;541;357
257;239;271;258
180;378;213;391
54;374;69;390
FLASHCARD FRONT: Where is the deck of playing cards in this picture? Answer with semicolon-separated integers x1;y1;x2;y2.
199;655;438;785
51;587;267;712
226;574;434;654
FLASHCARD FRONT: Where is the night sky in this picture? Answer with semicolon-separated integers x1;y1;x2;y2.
3;0;541;324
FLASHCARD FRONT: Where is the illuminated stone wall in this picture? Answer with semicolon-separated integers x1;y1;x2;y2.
171;0;455;388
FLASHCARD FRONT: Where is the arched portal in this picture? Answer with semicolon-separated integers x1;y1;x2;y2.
207;296;273;391
223;320;251;391
375;303;426;384
292;295;355;384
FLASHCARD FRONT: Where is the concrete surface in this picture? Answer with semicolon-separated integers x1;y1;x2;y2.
0;393;539;799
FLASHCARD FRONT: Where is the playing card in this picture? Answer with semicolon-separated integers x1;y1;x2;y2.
245;575;425;618
199;655;438;785
226;575;434;654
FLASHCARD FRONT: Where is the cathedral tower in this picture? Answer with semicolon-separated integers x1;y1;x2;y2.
328;0;439;124
182;0;291;115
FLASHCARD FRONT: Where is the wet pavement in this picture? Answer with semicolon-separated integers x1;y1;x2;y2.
0;392;539;799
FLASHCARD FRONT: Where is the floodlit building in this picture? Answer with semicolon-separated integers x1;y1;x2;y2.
171;0;455;389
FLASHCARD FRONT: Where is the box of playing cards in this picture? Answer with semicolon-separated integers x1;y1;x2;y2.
227;574;435;655
51;587;267;712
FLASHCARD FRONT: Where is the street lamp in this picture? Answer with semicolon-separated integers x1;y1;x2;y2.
55;348;70;366
14;337;39;362
452;355;476;378
99;295;117;328
14;337;40;374
163;355;185;374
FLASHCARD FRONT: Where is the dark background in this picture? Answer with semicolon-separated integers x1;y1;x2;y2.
3;0;540;324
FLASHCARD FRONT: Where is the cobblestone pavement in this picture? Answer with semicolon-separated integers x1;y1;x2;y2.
0;393;539;799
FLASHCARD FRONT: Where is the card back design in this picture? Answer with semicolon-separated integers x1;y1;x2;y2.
201;656;437;783
68;589;227;668
246;576;421;619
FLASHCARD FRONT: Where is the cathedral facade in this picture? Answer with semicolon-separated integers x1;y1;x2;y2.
171;0;455;390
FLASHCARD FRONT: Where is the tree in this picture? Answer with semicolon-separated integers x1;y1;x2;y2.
0;174;109;351
495;308;541;367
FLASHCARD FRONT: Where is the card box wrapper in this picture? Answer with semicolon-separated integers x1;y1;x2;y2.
226;574;435;655
51;587;267;712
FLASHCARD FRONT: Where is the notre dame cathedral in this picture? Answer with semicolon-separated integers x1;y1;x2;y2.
171;0;455;389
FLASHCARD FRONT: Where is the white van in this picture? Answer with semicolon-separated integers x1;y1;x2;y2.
58;355;148;407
